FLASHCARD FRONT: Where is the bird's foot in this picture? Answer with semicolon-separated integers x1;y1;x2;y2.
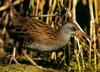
22;48;47;70
7;54;19;64
7;47;19;64
35;65;47;70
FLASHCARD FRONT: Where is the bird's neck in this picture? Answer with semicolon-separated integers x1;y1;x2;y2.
56;26;71;43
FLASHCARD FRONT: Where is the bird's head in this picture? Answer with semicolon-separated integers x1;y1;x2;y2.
60;21;84;37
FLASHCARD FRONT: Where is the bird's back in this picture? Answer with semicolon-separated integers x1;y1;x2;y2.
8;15;57;41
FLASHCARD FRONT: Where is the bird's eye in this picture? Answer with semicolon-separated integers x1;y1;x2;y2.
71;27;76;31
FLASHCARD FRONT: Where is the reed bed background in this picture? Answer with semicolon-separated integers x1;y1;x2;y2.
0;0;100;72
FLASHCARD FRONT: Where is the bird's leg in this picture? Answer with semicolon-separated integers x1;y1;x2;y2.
9;47;19;64
22;48;46;70
29;51;33;59
22;48;37;65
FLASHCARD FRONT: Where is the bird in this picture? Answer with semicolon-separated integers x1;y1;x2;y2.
6;14;83;68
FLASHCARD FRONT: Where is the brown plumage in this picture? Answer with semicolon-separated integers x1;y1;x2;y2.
7;15;83;68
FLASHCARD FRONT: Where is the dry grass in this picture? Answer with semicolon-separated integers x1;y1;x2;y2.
0;0;100;71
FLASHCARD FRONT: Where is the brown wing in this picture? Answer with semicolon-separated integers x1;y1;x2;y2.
9;15;57;42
